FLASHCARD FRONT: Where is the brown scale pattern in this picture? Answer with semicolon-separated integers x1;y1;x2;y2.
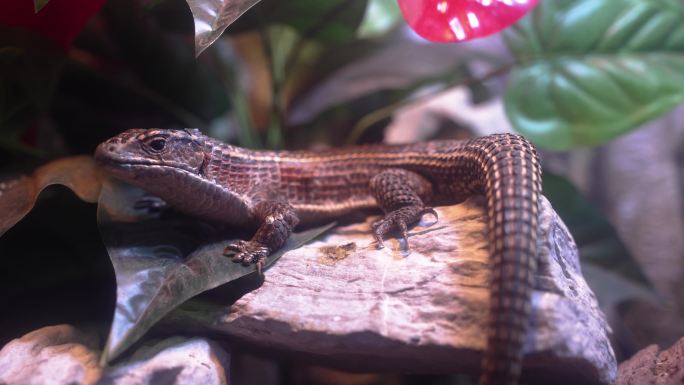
95;129;541;385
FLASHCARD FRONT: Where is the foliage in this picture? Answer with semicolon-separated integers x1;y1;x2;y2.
0;157;334;359
504;0;684;149
0;0;673;364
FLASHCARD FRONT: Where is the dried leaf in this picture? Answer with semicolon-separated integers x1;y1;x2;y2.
187;0;261;56
0;156;102;237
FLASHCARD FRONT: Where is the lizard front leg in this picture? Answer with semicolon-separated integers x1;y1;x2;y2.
224;201;299;272
369;169;437;250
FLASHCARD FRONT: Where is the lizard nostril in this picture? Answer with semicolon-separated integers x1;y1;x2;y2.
108;145;116;152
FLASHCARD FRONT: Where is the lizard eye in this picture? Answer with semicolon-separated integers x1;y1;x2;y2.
147;137;166;152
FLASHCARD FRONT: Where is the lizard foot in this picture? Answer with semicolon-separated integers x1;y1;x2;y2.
224;240;271;273
372;206;437;250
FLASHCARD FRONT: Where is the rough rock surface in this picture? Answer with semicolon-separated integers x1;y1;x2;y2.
101;337;230;385
616;337;684;385
0;324;101;385
194;197;616;385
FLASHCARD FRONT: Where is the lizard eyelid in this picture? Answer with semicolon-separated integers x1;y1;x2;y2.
146;137;167;152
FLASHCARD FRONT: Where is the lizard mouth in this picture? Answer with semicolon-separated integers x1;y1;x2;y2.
94;143;200;180
95;154;156;169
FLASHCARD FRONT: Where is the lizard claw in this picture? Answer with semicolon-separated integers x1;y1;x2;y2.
372;229;386;249
256;258;266;275
420;207;438;222
398;219;409;249
223;240;271;272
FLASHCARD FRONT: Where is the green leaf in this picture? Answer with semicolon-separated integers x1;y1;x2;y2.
503;0;684;150
98;180;335;362
33;0;51;13
357;0;402;39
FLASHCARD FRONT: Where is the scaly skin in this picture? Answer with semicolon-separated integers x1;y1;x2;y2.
95;128;542;385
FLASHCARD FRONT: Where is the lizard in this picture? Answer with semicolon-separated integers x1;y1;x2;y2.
94;128;541;385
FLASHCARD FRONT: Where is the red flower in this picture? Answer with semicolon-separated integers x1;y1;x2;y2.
0;0;106;50
398;0;539;43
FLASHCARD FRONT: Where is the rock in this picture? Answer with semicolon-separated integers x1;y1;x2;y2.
179;197;616;385
101;337;230;385
0;325;230;385
615;337;684;385
0;324;101;385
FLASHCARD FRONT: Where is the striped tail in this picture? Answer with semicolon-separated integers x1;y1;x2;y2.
471;134;541;385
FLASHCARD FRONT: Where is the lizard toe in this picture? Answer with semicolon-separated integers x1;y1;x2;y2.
226;241;270;269
372;205;437;251
231;253;246;263
240;252;259;265
398;219;409;250
372;218;392;248
223;240;248;255
255;257;267;275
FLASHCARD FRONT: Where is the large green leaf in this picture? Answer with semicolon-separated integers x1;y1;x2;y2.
504;0;684;150
98;180;335;362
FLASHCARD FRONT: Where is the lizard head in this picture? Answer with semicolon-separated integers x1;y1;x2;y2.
95;128;206;182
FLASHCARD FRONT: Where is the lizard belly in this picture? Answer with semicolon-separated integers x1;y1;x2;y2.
293;197;378;224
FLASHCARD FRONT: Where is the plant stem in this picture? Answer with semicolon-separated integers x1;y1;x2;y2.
257;14;285;149
283;0;355;74
211;39;261;148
